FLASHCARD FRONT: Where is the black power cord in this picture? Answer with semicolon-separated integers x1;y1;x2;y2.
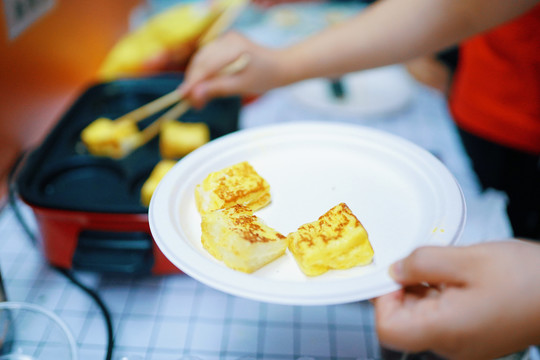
54;267;114;360
6;151;115;360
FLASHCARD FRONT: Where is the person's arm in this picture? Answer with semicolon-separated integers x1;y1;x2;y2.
179;0;538;107
373;240;540;360
282;0;539;80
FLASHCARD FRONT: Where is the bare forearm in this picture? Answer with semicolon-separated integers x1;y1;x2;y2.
277;0;539;83
179;0;538;106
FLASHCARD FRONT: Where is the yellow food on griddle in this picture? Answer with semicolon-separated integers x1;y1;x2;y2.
201;204;288;273
140;159;177;206
195;161;271;214
160;120;210;159
288;203;374;276
81;118;141;159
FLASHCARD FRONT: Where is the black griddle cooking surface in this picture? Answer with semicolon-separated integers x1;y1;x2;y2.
17;74;240;214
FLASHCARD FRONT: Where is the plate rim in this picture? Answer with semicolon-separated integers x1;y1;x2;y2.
149;121;466;305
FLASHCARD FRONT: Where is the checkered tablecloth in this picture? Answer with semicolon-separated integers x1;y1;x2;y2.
1;203;382;360
0;2;517;359
0;78;515;360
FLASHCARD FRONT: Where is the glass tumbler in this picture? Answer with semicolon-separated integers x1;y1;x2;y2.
0;301;78;360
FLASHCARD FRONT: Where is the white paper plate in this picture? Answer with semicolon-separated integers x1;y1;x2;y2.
289;65;415;117
149;122;465;305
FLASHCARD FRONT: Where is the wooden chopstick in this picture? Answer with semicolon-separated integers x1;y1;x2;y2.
198;0;249;47
115;89;181;124
136;101;192;147
111;0;248;126
134;52;250;148
133;53;250;147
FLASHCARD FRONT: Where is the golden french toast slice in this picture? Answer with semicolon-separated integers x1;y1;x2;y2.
201;204;288;273
159;120;210;159
195;161;271;214
81;117;140;158
288;203;374;276
140;159;177;206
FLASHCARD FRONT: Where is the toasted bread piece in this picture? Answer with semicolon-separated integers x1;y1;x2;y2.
159;120;210;159
140;159;177;206
195;161;271;214
81;117;140;158
288;203;374;276
201;204;288;273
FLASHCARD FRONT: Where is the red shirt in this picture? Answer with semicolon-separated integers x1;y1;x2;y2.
449;4;540;155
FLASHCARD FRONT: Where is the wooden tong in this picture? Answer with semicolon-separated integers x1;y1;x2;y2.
198;0;249;47
120;0;250;122
131;52;250;149
116;0;251;127
82;0;250;158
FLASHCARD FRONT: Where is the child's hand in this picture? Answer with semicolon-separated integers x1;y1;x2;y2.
373;240;540;360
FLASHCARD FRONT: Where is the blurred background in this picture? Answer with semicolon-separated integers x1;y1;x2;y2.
1;1;503;359
0;0;454;204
